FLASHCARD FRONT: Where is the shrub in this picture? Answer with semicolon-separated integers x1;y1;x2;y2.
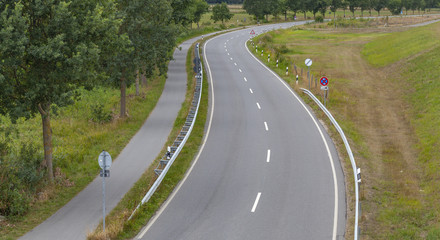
91;103;112;123
0;143;43;217
315;15;324;23
261;34;273;43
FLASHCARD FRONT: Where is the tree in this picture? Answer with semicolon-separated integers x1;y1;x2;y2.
243;0;277;22
347;0;358;16
171;0;196;26
318;0;329;18
278;0;289;21
388;0;402;14
211;2;233;23
0;0;122;181
113;0;177;117
359;0;370;16
191;0;209;28
305;0;321;18
330;0;342;24
287;0;305;19
372;0;388;15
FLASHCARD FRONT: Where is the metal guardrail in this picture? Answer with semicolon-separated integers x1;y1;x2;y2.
128;43;203;221
301;88;361;240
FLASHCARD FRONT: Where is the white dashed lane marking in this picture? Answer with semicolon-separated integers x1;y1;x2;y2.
251;192;262;213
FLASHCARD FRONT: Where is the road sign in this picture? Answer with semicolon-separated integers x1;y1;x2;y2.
305;58;312;67
98;151;112;170
250;29;255;35
320;76;329;86
321;86;328;91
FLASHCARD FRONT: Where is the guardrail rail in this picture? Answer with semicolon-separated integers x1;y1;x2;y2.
129;43;203;220
301;88;361;240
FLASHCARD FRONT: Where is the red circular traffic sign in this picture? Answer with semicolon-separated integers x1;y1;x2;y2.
320;77;329;86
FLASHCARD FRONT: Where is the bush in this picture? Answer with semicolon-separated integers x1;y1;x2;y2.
0;143;43;217
261;34;273;43
315;15;324;23
91;103;112;123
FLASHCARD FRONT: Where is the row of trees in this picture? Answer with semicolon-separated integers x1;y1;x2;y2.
244;0;440;21
0;0;212;190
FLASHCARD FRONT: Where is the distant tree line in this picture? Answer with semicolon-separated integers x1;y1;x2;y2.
244;0;440;21
207;0;244;4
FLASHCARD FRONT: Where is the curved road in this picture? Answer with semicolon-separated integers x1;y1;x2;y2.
137;22;346;240
20;36;203;240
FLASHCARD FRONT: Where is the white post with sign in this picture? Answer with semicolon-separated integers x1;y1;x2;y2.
305;58;312;89
98;151;112;234
320;76;329;107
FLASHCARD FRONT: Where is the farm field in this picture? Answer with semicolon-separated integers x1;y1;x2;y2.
250;17;440;239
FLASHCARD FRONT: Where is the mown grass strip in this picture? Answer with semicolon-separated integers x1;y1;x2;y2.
362;23;440;67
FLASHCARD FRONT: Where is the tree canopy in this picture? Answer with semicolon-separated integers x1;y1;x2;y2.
0;0;123;181
243;0;439;19
211;2;233;23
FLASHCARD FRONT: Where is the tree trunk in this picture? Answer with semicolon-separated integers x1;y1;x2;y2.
120;76;127;118
38;103;54;182
284;11;287;21
197;22;200;28
142;66;147;87
135;69;140;96
304;12;306;19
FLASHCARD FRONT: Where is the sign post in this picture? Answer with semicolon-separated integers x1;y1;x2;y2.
320;76;329;106
98;151;112;234
305;59;312;89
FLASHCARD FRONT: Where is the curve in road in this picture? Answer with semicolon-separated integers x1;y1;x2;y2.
137;22;346;240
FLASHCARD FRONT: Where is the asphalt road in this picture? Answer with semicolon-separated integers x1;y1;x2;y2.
19;36;203;240
137;22;346;240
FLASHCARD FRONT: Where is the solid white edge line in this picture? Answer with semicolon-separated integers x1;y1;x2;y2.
251;192;262;212
264;122;268;131
256;102;261;109
245;38;339;240
136;36;218;240
267;149;271;163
